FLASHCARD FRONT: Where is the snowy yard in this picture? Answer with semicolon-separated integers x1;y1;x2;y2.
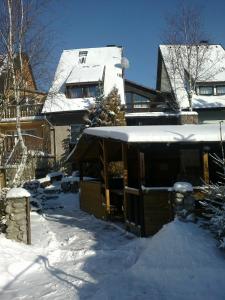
1;184;225;300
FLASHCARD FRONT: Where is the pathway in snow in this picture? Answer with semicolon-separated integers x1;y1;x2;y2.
0;192;141;300
1;189;225;299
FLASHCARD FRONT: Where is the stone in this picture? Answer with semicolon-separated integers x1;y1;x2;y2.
6;233;18;240
19;225;27;232
14;208;26;214
12;202;26;209
5;205;13;214
10;213;26;222
17;231;27;242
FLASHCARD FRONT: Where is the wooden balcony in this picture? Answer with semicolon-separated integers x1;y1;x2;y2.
2;134;48;166
125;101;151;113
2;103;43;119
125;101;169;113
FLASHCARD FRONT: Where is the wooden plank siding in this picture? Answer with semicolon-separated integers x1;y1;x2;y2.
80;181;106;219
143;191;174;236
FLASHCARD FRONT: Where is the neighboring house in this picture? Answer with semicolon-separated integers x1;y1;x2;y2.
42;45;126;163
124;79;172;125
0;55;51;186
124;79;195;125
157;44;225;124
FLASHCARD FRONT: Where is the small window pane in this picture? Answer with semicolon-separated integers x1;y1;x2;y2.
79;51;88;57
133;93;150;108
71;124;82;144
125;92;132;104
88;85;98;97
67;84;99;98
199;86;213;95
216;86;225;95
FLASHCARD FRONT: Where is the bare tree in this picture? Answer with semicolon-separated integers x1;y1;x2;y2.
162;2;224;111
0;0;51;186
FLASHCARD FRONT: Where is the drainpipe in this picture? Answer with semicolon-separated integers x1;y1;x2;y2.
44;116;56;166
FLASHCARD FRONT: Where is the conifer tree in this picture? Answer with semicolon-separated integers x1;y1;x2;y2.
84;86;126;127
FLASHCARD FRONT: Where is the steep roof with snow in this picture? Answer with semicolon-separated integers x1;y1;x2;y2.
84;124;225;143
42;46;125;113
159;44;225;110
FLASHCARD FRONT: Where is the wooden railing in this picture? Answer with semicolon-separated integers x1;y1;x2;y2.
125;101;169;113
126;101;151;113
3;134;44;152
2;134;46;165
2;103;43;119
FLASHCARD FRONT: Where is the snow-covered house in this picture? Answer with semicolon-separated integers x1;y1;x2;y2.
0;54;51;186
43;45;125;162
157;44;225;124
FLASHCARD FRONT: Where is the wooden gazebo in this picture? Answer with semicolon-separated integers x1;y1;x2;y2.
73;124;225;236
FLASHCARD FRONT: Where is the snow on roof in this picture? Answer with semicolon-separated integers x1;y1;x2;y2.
160;44;225;109
192;94;225;109
0;116;45;123
84;124;225;143
43;46;125;113
66;65;104;84
6;188;31;199
125;111;198;118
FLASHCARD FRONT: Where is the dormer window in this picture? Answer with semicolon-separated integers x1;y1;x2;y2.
79;51;88;64
79;51;88;57
216;86;225;95
198;86;213;96
66;84;98;98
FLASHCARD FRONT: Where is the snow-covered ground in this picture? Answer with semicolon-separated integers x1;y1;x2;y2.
0;182;225;300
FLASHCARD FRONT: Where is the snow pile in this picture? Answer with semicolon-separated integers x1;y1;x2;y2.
1;186;225;299
129;220;225;299
173;182;193;193
6;188;31;199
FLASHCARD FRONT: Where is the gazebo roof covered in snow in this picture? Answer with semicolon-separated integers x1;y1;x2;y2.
84;124;225;143
71;124;225;163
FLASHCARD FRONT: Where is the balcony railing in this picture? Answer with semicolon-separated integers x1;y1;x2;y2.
126;101;169;113
2;134;49;166
2;103;44;119
3;134;44;152
126;101;151;113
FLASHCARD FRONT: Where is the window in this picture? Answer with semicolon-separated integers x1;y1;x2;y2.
198;86;213;95
125;92;150;108
79;51;88;64
79;57;86;64
216;86;225;95
79;51;88;57
66;84;98;98
70;124;82;144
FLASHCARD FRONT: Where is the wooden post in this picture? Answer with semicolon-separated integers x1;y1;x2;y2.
139;152;145;185
138;151;146;237
79;162;83;181
102;140;110;215
203;151;209;184
26;197;31;245
122;143;128;222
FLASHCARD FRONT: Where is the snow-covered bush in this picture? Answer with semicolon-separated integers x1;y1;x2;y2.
202;183;225;249
0;188;10;233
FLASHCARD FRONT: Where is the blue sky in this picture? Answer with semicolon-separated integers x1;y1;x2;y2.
46;0;225;90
